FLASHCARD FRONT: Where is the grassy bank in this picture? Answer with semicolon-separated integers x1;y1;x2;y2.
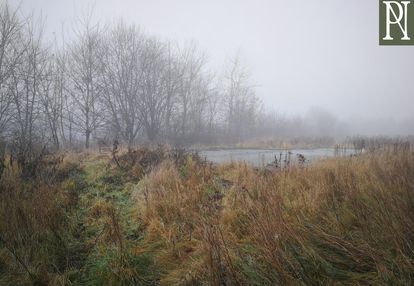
0;147;413;285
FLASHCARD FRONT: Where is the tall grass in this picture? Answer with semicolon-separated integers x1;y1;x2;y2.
0;146;413;285
136;147;414;285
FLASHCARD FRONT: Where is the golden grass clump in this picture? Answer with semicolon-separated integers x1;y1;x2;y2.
136;148;414;285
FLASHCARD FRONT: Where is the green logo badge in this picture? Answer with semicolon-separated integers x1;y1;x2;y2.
380;0;414;45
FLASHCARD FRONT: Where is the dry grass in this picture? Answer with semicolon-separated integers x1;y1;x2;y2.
135;147;414;285
0;146;413;285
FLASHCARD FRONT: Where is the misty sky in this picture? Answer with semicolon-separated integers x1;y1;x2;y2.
18;0;414;121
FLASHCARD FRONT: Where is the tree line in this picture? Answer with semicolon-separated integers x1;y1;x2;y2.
0;3;263;153
2;2;361;175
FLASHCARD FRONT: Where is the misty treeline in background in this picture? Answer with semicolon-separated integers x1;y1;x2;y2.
0;2;265;154
0;2;412;165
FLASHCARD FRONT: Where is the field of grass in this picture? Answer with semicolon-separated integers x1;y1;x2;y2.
0;146;413;285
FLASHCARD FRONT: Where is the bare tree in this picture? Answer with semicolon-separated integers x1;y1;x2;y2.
205;80;221;141
187;73;212;140
223;54;260;143
54;46;73;148
138;37;169;143
10;17;48;169
0;2;24;135
163;42;182;141
39;51;67;150
67;19;105;148
175;43;207;140
101;22;143;150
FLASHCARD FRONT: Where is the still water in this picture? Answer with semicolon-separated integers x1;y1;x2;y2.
197;148;355;167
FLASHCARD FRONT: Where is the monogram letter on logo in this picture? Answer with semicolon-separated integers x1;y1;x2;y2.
383;1;410;40
380;0;414;45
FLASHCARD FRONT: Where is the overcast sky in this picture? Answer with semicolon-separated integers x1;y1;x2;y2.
18;0;414;121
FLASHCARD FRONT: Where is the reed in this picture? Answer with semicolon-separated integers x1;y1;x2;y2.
0;145;413;285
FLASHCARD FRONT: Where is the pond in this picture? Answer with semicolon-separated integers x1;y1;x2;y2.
197;148;357;167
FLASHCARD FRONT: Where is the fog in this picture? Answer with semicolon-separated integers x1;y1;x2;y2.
20;0;414;124
0;0;412;158
2;3;414;285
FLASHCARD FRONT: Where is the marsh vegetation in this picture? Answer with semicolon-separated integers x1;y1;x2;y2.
0;2;414;285
0;142;413;285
